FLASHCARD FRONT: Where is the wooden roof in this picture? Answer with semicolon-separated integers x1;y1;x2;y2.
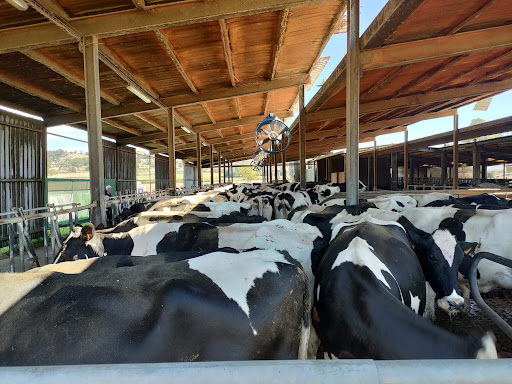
0;0;345;164
230;0;512;162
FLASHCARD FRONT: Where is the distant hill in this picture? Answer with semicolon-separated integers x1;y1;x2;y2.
47;150;89;178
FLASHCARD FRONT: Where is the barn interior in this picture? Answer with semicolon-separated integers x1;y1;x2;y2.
0;0;512;378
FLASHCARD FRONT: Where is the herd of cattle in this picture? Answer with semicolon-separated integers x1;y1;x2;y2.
3;181;512;365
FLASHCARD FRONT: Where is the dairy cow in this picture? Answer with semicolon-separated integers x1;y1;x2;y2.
314;219;497;360
0;249;310;365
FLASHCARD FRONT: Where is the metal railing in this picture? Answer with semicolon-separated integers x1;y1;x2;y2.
469;252;512;340
0;202;97;272
0;359;509;384
0;188;179;272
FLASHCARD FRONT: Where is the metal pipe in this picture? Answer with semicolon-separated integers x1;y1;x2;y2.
0;360;509;384
8;224;15;273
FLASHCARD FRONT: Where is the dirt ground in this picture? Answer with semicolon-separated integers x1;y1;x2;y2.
433;288;512;358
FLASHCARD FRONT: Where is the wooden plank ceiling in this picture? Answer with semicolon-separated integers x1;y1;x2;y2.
0;0;345;165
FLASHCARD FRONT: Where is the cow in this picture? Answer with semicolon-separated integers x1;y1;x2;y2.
99;211;267;234
313;219;497;360
274;191;312;220
292;205;470;316
367;194;418;211
425;193;511;208
0;249;310;365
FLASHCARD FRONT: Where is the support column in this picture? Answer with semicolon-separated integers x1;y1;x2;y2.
196;134;202;188
453;114;459;189
269;156;273;184
218;152;222;184
83;35;106;226
274;153;278;183
472;142;481;186
282;151;287;182
391;152;398;190
441;150;447;185
373;141;377;191
167;108;176;193
223;158;226;184
210;145;214;186
346;0;360;205
403;129;408;191
299;84;307;190
482;156;487;180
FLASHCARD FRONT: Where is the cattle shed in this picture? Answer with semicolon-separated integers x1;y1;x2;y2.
1;0;512;379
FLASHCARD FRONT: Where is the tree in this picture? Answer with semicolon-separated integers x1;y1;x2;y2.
239;166;259;183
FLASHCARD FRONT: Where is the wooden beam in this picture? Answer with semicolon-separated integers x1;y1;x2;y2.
193;110;293;133
0;0;337;53
202;103;216;123
45;74;308;126
448;0;498;35
132;0;147;11
83;35;106;226
0;70;82;111
270;9;290;80
22;49;121;106
453;114;459;189
306;78;512;123
361;25;512;71
98;44;164;107
104;118;143;136
235;97;243;119
219;19;236;87
155;30;198;93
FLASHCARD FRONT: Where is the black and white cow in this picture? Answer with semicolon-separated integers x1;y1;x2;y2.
314;219;497;360
274;191;312;220
425;193;511;208
292;205;470;316
0;249;310;365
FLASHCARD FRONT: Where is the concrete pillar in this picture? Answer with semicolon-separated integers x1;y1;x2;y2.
391;152;399;190
167;108;176;193
346;0;360;205
453;114;459;189
472;142;481;186
83;35;106;226
196;134;202;187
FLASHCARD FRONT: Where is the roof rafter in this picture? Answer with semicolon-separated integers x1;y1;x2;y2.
0;69;82;111
269;9;290;80
21;49;121;106
0;0;336;53
219;19;236;87
45;74;307;126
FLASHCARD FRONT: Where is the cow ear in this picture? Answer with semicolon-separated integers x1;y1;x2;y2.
80;224;95;242
397;215;428;246
458;241;478;255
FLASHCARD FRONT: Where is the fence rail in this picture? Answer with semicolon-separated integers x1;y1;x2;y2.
0;188;178;272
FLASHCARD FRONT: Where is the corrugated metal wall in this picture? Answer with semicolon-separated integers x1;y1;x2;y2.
106;142;137;194
155;155;169;190
0;111;46;240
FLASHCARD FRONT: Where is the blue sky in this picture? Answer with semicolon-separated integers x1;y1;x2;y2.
2;0;510;155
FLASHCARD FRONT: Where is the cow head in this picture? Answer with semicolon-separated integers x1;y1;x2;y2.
54;224;102;263
398;216;465;314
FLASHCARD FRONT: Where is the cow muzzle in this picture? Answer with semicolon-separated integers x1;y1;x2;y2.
437;289;465;314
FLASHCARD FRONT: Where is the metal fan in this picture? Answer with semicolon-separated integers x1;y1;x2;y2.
255;113;291;154
251;149;267;170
